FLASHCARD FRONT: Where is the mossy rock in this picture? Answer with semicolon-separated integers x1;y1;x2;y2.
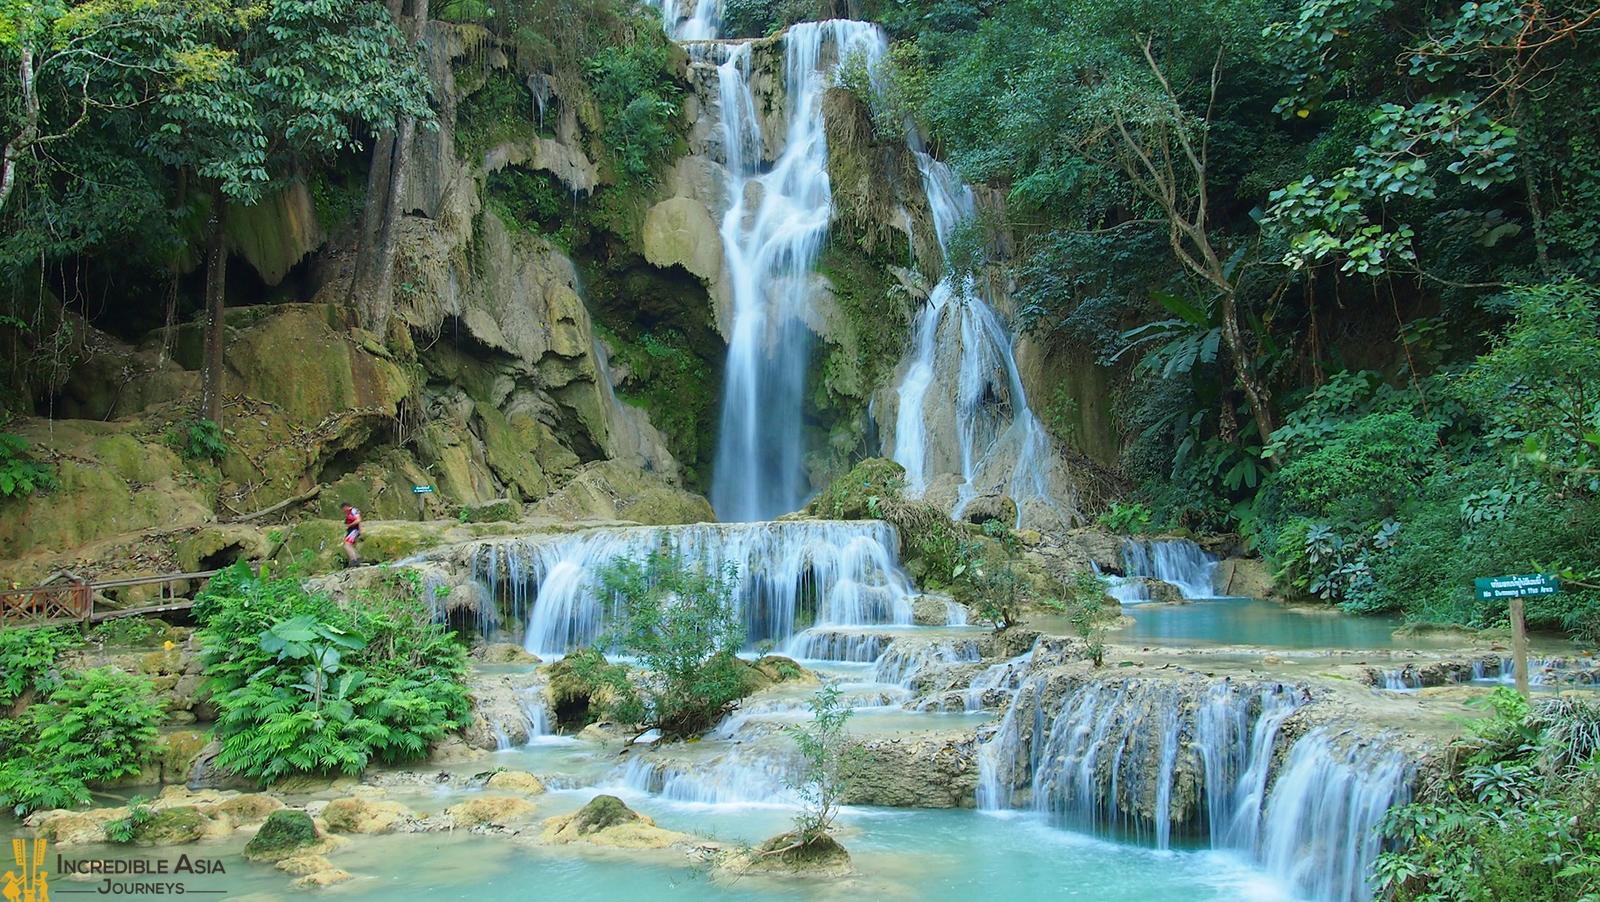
243;810;323;862
572;795;638;834
731;832;853;877
131;807;209;845
156;730;208;784
460;498;521;523
809;458;907;520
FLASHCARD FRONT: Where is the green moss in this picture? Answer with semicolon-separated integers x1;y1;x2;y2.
455;70;544;161
572;794;637;833
592;322;719;489
243;810;321;861
131;807;207;845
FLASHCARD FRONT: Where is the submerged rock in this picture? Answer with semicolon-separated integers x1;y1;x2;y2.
291;868;353;889
539;795;688;849
476;643;542;665
320;798;415;834
275;855;335;877
444;796;537;827
484;771;547;794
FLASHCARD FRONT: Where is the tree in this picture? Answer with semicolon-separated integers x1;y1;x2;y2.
588;545;747;739
141;0;431;421
782;685;859;845
1104;39;1280;443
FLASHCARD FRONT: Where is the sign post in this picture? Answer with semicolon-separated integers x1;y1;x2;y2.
412;485;434;521
1475;573;1559;698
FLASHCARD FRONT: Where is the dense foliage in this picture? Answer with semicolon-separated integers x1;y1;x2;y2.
195;563;471;784
577;544;748;739
1377;689;1600;901
0;663;165;816
853;0;1600;634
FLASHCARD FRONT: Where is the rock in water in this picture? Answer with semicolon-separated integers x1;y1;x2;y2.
720;832;853;878
539;795;689;849
243;810;328;862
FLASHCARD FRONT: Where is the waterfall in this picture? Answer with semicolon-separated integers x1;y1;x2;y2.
707;22;890;521
1259;728;1412;902
607;744;800;804
978;674;1303;850
457;521;915;659
1119;538;1219;599
977;665;1417;902
870;637;982;688
887;149;1067;528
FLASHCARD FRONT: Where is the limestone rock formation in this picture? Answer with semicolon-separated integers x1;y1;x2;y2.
539;795;688;849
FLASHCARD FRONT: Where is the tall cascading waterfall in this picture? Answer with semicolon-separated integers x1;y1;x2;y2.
704;22;890;521
977;667;1413;902
456;521;915;658
887;149;1068;528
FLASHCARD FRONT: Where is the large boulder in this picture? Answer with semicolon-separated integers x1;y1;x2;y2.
642;197;723;281
528;460;713;525
243;810;334;862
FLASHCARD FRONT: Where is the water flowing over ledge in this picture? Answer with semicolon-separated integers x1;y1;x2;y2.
1103;538;1221;603
442;521;918;658
976;660;1414;902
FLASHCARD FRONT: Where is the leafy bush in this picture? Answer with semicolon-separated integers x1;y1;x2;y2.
1377;689;1600;902
0;667;165;816
785;685;861;842
0;626;79;709
584;545;747;739
104;794;156;843
196;563;471;784
0;432;57;497
584;37;682;184
1097;501;1154;535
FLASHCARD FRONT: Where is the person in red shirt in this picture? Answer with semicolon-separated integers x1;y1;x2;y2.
341;502;363;567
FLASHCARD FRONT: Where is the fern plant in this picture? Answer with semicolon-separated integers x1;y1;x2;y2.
196;563;471;784
0;626;80;709
0;667;164;816
0;432;57;498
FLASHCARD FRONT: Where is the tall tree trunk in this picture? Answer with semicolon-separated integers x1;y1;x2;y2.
348;0;428;337
200;185;229;423
0;45;39;213
1219;290;1277;445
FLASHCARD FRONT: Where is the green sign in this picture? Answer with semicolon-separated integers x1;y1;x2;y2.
1475;573;1559;601
412;485;434;494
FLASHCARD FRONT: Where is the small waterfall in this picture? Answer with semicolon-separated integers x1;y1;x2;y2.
456;521;916;659
1259;728;1412;902
708;22;890;521
870;637;982;688
886;149;1068;528
957;648;1033;712
1377;667;1423;692
652;0;723;40
608;744;800;804
1119;538;1218;599
978;674;1302;850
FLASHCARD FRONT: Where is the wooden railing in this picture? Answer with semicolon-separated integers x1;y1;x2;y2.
0;568;241;629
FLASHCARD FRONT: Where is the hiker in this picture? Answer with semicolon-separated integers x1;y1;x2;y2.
341;502;363;567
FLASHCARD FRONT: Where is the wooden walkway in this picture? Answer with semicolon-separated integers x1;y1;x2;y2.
0;569;234;629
